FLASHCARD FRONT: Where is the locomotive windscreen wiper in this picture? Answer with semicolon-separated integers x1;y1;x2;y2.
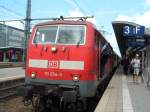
76;39;82;47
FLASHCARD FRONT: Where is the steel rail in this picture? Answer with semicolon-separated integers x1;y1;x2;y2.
0;78;24;100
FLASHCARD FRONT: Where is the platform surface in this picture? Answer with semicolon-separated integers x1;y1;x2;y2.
0;67;25;82
95;66;150;112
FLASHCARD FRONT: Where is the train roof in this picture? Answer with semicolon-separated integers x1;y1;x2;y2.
35;20;94;27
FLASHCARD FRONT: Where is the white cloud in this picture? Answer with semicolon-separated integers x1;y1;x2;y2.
64;0;97;25
116;14;133;22
0;21;25;30
68;8;98;25
145;0;150;6
116;11;150;27
135;11;150;27
68;8;84;17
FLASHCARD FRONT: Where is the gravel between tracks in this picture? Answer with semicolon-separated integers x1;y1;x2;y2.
0;97;33;112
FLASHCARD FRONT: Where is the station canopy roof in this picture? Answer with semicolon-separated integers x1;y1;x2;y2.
112;21;150;57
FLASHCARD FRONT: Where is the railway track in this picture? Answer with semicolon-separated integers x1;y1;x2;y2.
0;77;24;100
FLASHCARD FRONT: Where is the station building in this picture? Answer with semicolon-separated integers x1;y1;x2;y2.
112;21;150;68
0;23;25;62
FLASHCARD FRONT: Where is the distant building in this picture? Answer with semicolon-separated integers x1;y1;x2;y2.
0;23;25;62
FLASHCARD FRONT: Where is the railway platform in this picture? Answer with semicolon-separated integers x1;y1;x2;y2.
0;67;25;82
95;65;150;112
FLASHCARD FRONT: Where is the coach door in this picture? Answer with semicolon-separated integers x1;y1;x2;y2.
95;31;101;80
98;39;101;79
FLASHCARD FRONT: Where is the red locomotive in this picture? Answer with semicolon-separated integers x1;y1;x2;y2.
20;17;118;112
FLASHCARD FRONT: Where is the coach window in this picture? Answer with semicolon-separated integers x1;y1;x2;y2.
95;36;99;46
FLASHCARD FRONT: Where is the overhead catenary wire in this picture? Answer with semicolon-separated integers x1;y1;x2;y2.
72;0;87;15
0;0;91;23
0;5;24;18
71;0;110;35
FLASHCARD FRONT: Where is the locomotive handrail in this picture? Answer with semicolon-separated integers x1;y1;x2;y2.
0;16;94;23
31;16;94;21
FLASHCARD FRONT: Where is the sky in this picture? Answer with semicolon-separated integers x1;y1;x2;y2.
1;0;150;56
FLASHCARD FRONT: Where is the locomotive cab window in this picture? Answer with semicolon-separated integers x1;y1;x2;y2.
33;26;58;44
33;25;85;45
57;26;84;44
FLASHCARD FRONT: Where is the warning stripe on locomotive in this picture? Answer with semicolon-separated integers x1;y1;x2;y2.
29;59;84;70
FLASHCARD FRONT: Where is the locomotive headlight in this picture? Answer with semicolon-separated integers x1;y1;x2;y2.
72;75;79;82
31;72;36;78
51;46;57;53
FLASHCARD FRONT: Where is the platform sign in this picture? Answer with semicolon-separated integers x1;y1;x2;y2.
123;25;145;37
127;38;145;47
127;41;144;47
123;26;133;36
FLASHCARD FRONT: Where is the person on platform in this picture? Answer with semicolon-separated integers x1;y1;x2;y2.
131;54;141;83
121;56;130;75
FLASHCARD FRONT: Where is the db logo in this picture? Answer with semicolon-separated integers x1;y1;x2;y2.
48;61;59;68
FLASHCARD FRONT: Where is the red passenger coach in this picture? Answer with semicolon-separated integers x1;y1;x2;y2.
20;17;117;112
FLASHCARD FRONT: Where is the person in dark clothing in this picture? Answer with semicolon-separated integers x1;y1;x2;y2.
100;54;108;78
121;56;130;75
